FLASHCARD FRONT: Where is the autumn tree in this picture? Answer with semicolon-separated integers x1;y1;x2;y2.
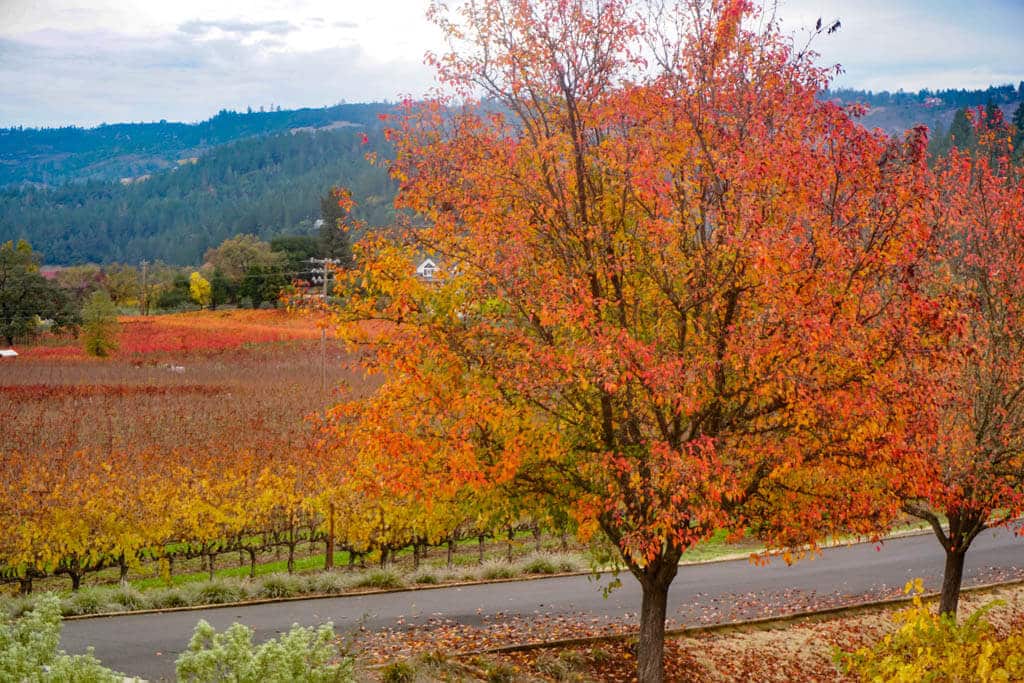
189;272;212;308
897;116;1024;616
203;235;284;304
332;1;939;680
81;291;120;357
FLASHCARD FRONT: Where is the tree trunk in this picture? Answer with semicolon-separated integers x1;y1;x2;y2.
208;553;216;581
506;527;515;563
637;579;670;683
248;548;258;579
413;544;421;571
18;576;32;595
349;551;357;569
631;546;681;683
478;534;486;564
287;543;296;574
71;572;82;591
119;554;129;585
380;547;389;569
533;525;543;552
325;503;335;570
939;548;967;616
447;539;455;569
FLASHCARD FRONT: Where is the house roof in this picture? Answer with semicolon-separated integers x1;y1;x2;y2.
416;258;439;279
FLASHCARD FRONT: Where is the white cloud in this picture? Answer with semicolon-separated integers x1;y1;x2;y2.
0;0;1020;127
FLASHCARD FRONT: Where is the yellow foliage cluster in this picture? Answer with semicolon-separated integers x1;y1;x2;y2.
839;580;1024;682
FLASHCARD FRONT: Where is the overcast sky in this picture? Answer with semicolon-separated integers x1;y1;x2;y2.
2;0;1022;128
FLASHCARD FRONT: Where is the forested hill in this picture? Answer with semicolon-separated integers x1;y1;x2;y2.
2;86;1021;266
0;126;397;265
0;102;391;187
825;83;1023;136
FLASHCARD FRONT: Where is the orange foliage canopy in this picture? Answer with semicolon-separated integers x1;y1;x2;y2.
331;1;950;680
892;111;1024;615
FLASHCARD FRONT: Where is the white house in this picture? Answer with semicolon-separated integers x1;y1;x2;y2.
415;258;439;280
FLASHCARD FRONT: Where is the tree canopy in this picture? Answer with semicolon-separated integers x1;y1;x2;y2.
0;240;76;345
328;1;948;680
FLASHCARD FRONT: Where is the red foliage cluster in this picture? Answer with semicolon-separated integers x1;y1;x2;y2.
17;309;320;360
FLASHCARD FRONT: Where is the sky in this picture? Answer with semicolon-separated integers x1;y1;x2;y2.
1;0;1022;128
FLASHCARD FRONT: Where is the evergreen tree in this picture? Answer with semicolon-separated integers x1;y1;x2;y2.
1012;102;1024;159
209;269;232;310
948;108;976;151
270;235;319;282
318;191;354;266
155;273;192;310
238;265;287;309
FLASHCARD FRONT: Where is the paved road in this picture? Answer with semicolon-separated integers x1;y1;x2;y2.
62;527;1023;680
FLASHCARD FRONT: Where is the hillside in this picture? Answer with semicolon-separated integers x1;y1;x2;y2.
0;102;390;188
826;83;1023;136
0;126;397;265
1;86;1020;267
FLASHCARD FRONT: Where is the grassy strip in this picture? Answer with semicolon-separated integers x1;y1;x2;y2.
0;551;586;619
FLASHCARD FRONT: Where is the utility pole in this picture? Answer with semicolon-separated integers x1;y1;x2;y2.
140;260;149;316
310;257;341;403
310;256;341;569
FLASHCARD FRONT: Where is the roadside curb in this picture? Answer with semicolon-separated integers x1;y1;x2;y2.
58;526;938;622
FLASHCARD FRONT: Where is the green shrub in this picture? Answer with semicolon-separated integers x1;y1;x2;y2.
411;572;440;585
353;570;403;590
0;594;38;619
63;586;112;616
190;579;247;605
556;555;582;573
486;662;517;683
521;554;558;575
257;573;304;599
0;594;122;682
480;561;517;580
109;584;146;611
175;619;354;683
380;660;417;683
147;587;191;609
308;572;350;594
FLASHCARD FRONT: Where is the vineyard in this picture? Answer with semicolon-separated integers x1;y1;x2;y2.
1;309;554;596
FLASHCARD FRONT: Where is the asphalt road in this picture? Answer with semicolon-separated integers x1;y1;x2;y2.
61;527;1023;680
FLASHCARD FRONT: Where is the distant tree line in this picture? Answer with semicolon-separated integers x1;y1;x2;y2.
0;127;395;265
826;82;1023;109
0;192;353;345
0;102;392;186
